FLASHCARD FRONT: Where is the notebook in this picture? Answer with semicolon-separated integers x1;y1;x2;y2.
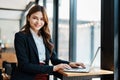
64;47;101;73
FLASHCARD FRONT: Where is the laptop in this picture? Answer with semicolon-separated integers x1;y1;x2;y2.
64;47;101;73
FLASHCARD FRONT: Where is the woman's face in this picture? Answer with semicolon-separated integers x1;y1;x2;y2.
28;11;45;33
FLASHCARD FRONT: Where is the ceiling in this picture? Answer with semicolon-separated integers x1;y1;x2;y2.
0;0;36;20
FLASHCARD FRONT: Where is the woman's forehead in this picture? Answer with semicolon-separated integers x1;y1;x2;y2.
31;11;43;17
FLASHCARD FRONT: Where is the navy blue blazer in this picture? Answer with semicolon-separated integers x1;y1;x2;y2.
10;31;69;80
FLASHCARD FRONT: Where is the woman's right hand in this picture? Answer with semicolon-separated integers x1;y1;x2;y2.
53;63;71;71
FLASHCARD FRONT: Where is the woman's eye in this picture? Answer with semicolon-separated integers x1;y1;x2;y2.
40;18;44;21
33;17;37;19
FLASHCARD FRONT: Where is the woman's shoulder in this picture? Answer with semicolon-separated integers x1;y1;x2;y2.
15;31;24;35
15;31;28;37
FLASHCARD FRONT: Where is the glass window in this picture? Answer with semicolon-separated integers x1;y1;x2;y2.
38;0;44;6
76;0;101;68
46;0;53;36
58;0;70;60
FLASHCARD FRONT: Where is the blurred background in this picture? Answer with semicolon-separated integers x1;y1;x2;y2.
0;0;119;80
0;0;101;65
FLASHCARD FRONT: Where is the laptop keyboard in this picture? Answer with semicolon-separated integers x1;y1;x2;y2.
64;66;90;72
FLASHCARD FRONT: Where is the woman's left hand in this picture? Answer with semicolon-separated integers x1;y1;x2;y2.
69;62;85;68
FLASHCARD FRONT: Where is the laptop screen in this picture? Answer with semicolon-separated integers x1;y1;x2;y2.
89;46;101;67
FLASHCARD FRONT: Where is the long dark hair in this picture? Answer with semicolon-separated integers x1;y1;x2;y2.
21;5;54;55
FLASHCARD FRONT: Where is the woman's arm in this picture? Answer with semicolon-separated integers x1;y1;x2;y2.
50;50;69;65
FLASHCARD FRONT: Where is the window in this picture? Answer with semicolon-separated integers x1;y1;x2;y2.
58;0;70;60
76;0;101;71
46;0;53;36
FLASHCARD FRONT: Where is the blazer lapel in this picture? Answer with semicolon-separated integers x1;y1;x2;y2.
27;32;39;56
27;31;50;63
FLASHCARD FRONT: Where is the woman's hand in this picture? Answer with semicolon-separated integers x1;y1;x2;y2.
53;63;71;71
69;62;85;68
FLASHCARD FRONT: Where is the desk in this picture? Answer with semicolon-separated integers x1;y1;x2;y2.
0;53;17;80
1;53;17;63
58;67;113;80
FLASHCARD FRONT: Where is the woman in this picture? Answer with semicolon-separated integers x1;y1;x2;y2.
11;5;85;80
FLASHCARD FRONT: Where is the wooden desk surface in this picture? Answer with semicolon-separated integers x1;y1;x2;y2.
1;53;17;63
58;67;113;77
0;53;17;69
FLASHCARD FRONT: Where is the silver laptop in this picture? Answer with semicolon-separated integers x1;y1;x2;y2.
64;47;101;73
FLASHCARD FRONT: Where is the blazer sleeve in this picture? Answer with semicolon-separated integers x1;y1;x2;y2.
49;40;70;65
14;32;54;74
50;50;70;65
